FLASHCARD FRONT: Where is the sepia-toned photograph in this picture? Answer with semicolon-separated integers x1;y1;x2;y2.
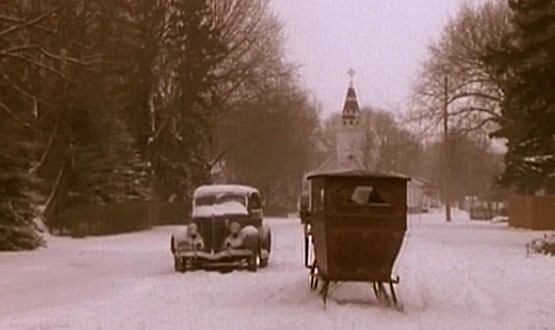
1;0;554;329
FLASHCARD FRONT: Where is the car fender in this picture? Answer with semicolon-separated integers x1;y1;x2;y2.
170;227;188;250
239;225;260;251
171;227;188;242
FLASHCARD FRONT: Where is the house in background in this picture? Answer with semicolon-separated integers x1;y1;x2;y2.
407;178;441;213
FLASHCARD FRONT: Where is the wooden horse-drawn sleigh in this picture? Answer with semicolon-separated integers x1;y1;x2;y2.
300;170;409;308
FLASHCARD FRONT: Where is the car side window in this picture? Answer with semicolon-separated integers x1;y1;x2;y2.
249;193;261;210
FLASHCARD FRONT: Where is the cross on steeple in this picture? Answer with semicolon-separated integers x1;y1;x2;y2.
342;68;360;124
347;68;356;86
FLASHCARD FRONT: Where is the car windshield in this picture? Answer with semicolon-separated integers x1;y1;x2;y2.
195;193;246;207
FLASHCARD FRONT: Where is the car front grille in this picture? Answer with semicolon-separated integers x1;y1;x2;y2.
194;215;248;253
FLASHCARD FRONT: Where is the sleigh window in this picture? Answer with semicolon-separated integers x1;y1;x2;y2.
349;186;389;206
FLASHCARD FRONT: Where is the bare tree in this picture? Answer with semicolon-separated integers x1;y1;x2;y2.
146;0;294;198
407;0;511;220
217;80;322;213
409;0;511;138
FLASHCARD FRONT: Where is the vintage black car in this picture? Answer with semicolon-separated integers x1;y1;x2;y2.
170;184;271;272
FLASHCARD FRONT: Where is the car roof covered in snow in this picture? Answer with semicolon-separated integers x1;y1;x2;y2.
193;184;259;198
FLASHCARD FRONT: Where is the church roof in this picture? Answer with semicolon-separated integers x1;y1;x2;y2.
342;84;360;120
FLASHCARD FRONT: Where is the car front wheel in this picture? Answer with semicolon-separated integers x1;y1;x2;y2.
247;253;258;272
259;257;268;268
174;258;186;273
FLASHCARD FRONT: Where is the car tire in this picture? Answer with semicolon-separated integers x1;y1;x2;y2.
170;236;175;254
174;258;186;273
247;254;258;272
259;257;269;268
259;225;271;253
259;225;271;269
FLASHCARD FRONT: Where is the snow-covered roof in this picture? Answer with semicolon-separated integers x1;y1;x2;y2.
193;184;259;198
307;170;410;181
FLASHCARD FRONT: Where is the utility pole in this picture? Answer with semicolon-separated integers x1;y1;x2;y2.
443;76;452;222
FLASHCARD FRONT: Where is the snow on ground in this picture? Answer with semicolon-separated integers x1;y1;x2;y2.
1;210;555;330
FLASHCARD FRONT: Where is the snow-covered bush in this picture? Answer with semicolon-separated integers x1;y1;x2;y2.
527;234;555;256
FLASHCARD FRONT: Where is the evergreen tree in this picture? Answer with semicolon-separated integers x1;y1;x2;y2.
0;1;68;249
0;124;45;250
37;0;152;216
491;0;555;193
67;103;151;207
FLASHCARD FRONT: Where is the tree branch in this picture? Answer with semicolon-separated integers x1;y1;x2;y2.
0;4;65;40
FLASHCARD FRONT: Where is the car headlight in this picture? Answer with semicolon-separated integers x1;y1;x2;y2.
229;221;241;237
175;223;203;251
188;223;199;238
225;222;244;249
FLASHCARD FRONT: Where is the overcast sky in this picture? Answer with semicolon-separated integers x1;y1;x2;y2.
270;0;486;118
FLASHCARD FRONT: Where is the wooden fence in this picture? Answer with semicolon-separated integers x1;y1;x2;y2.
52;201;190;237
509;196;555;230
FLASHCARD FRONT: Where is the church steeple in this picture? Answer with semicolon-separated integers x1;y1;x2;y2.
342;68;360;126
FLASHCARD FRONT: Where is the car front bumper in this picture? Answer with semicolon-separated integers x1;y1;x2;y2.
174;248;254;264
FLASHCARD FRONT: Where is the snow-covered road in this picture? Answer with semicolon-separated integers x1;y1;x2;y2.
1;211;555;330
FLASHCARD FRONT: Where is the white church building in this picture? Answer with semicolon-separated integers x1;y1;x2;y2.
312;70;367;173
304;70;434;213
